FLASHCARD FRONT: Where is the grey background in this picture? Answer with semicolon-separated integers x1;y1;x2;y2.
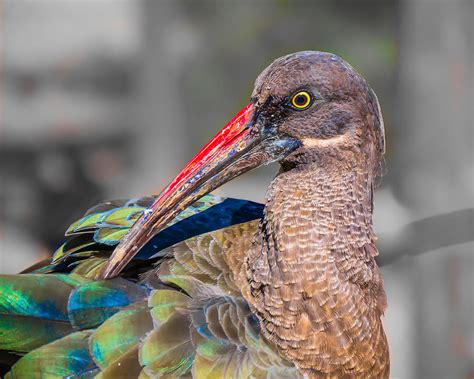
1;1;473;378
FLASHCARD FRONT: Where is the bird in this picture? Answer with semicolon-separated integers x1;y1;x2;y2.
0;51;390;378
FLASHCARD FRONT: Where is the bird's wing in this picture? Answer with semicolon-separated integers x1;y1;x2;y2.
31;194;263;276
1;194;301;378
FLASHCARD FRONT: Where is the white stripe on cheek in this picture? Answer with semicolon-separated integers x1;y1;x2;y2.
301;134;349;148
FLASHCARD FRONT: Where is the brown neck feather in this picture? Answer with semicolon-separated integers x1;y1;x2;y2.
245;158;389;378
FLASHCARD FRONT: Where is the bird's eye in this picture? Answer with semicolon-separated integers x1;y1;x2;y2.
290;91;312;110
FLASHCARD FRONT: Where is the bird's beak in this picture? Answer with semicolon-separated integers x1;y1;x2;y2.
98;103;295;279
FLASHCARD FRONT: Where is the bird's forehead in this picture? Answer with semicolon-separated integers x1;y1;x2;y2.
252;51;357;104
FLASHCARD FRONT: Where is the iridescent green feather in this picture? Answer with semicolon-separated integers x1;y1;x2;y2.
7;331;96;379
0;274;87;352
95;345;142;379
94;228;130;246
157;260;210;297
71;257;108;278
51;240;98;264
100;207;145;227
68;278;149;329
139;312;194;378
169;194;224;225
148;289;190;324
66;207;145;236
66;212;104;235
89;301;153;370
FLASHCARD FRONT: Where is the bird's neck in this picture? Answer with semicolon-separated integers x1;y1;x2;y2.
245;162;389;378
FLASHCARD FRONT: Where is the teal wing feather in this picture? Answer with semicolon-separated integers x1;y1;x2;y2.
0;274;87;352
68;278;149;329
6;331;98;379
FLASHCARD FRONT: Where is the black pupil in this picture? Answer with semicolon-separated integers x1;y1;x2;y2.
295;95;306;105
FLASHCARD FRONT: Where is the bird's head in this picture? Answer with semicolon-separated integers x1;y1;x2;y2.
251;51;385;172
99;51;385;279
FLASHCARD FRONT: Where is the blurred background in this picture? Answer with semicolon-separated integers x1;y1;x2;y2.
0;0;472;377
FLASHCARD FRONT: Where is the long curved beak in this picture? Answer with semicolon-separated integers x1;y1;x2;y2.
98;103;276;279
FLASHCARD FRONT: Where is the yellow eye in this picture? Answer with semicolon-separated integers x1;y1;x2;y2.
291;91;312;109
